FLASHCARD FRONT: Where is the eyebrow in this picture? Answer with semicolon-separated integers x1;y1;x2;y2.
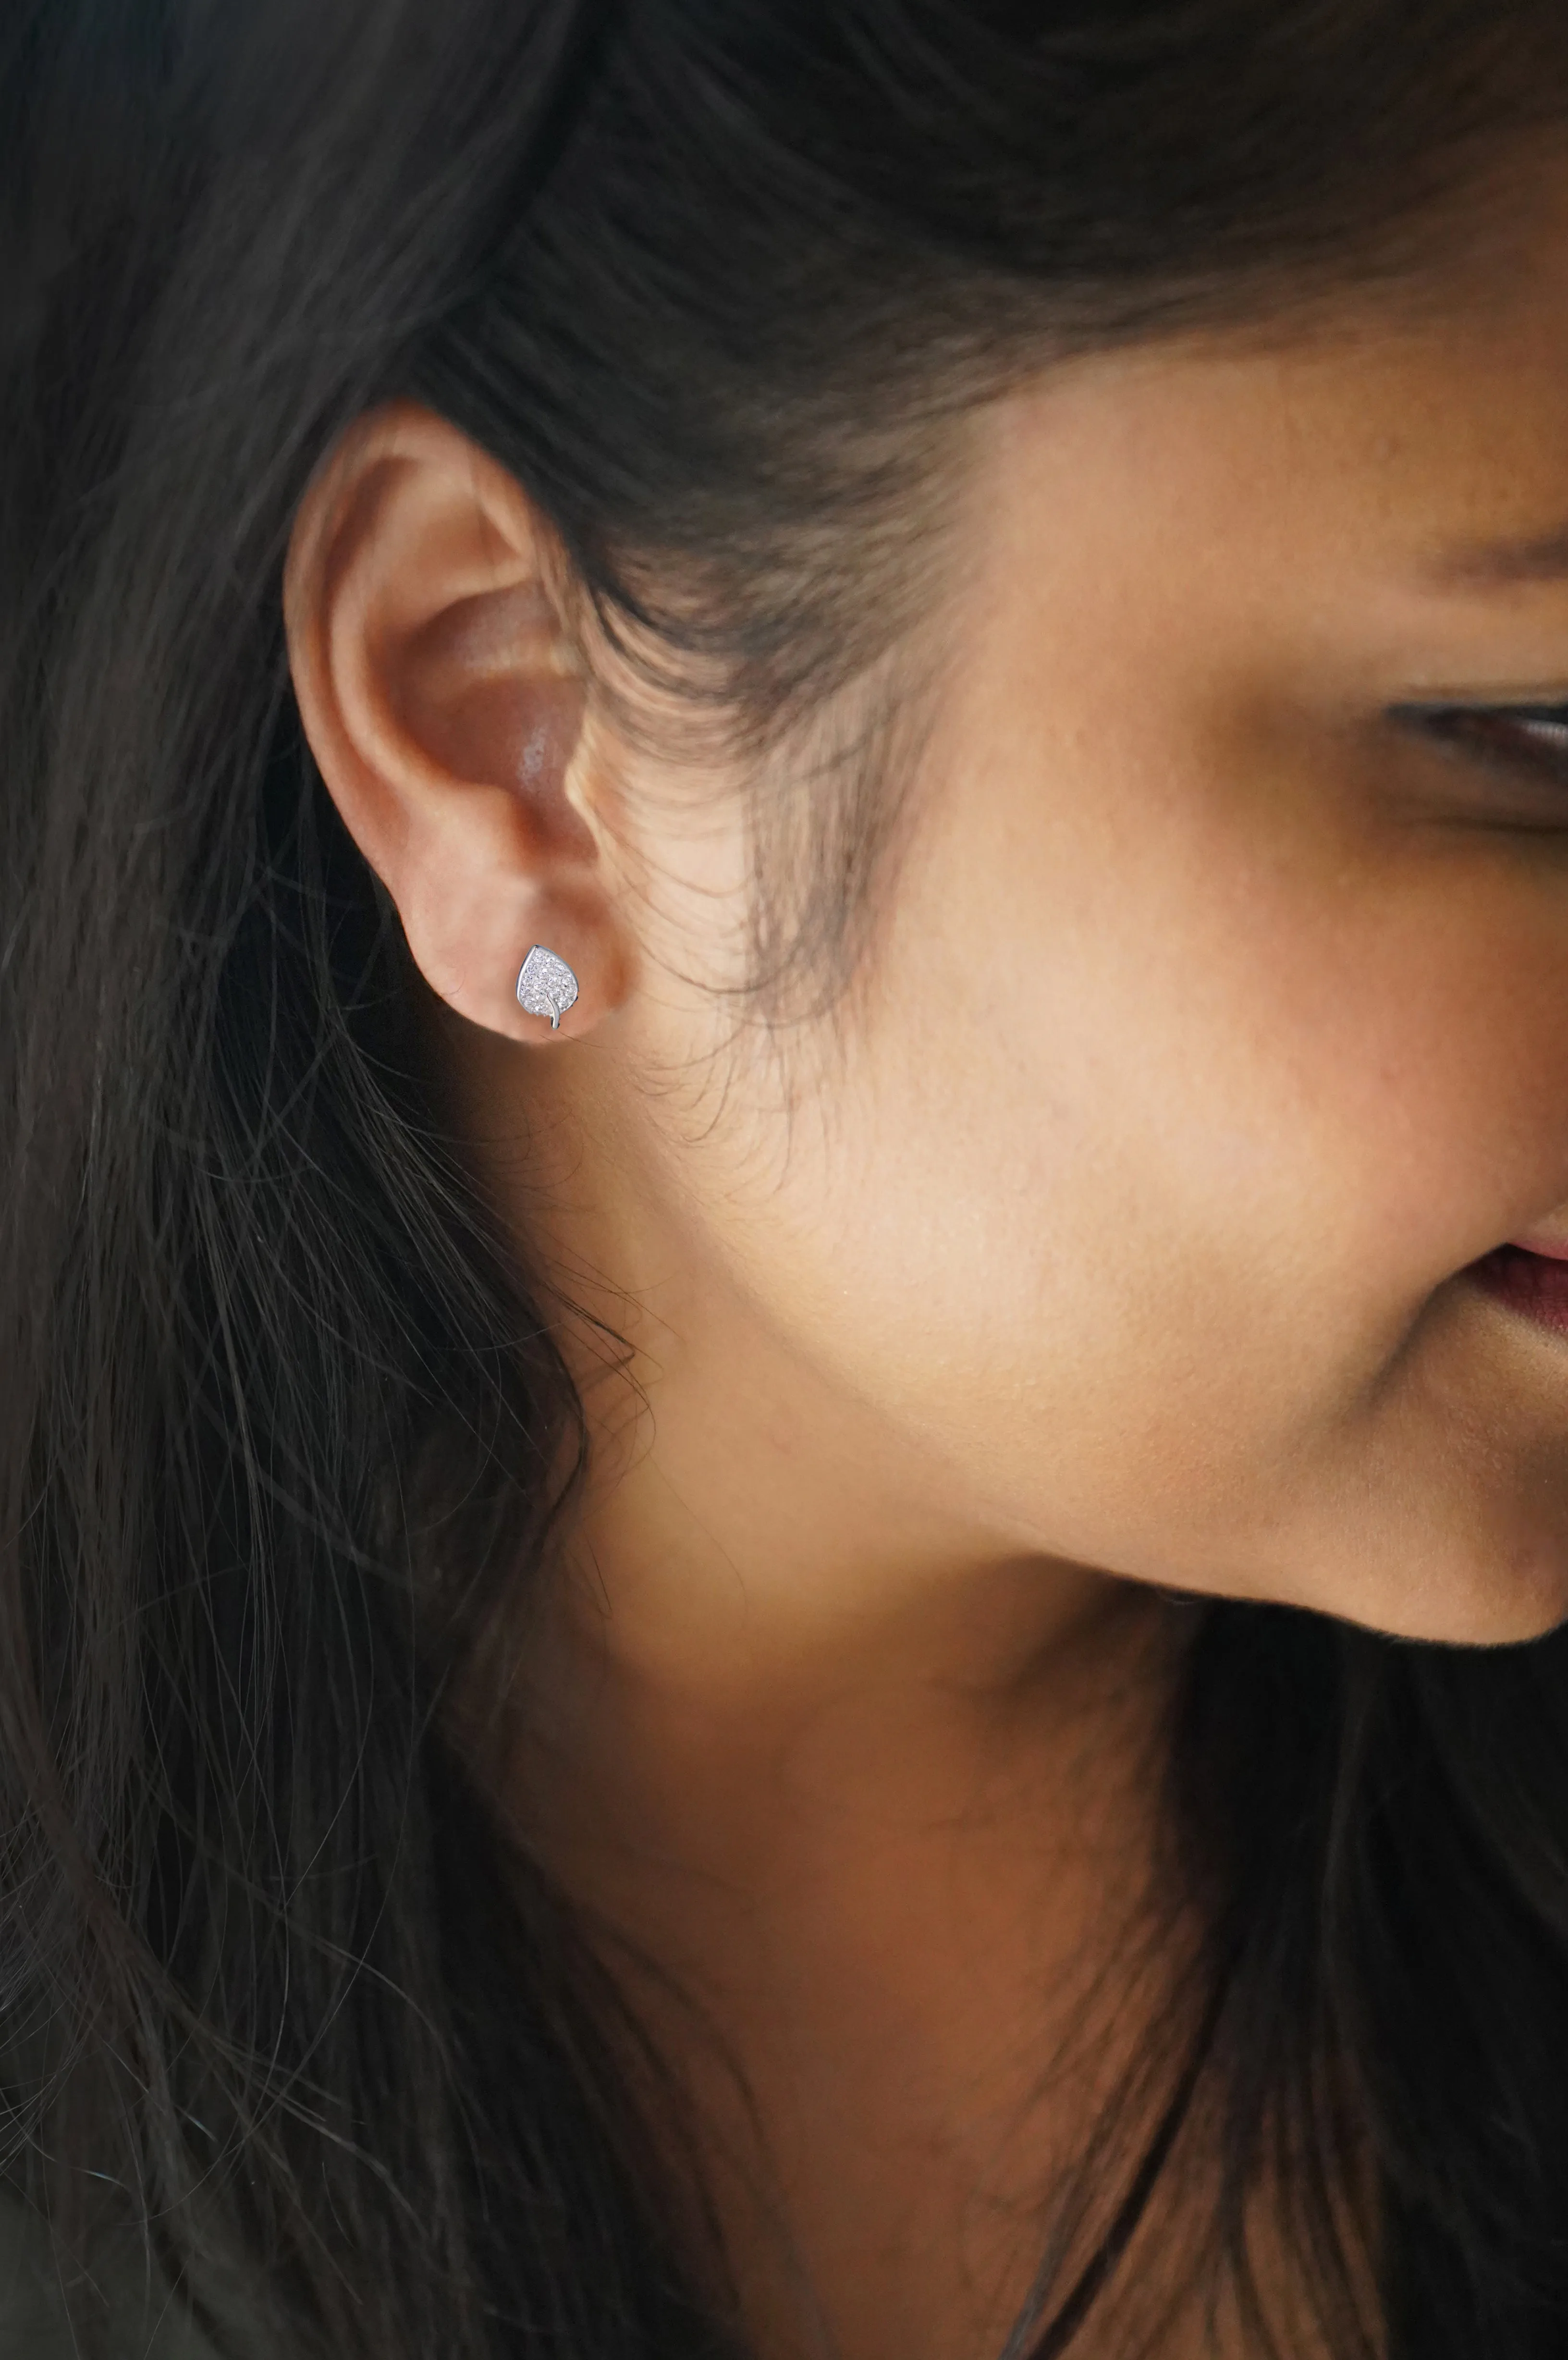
1430;524;1568;588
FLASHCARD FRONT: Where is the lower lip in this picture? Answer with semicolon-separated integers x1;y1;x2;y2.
1468;1245;1568;1338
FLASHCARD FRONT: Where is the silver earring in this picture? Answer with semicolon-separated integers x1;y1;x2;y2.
515;943;579;1030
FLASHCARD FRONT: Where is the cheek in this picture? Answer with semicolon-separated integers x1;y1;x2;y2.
732;796;1568;1590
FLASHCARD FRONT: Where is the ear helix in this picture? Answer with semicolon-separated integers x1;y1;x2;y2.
515;943;579;1031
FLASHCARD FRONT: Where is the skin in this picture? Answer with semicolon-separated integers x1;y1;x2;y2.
286;157;1568;2360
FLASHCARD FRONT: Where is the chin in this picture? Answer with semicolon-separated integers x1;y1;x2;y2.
1319;1546;1568;1650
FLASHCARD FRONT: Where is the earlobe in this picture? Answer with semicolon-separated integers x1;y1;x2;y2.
282;399;629;1045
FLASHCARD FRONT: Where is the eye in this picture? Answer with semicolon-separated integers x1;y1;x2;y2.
1392;700;1568;801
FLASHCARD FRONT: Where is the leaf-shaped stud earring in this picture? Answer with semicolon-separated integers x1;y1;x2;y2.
515;943;579;1030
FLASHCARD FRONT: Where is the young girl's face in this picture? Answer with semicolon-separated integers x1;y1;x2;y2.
509;161;1568;1655
301;157;1568;1660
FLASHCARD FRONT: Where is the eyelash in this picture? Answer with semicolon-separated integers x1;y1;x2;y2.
1395;701;1568;799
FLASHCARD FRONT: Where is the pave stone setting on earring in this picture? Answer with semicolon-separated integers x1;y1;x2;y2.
515;943;579;1030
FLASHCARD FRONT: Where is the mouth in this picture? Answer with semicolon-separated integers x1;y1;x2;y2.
1467;1240;1568;1339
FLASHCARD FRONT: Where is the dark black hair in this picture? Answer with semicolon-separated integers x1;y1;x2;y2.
6;3;1568;2355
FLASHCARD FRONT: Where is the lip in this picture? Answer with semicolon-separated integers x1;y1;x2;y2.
1468;1243;1568;1338
1506;1233;1568;1261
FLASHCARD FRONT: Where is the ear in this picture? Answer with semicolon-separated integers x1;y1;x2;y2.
283;397;630;1043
